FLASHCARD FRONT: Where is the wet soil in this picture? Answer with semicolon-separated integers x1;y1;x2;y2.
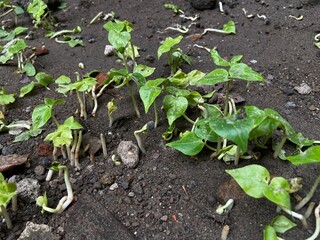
1;0;320;239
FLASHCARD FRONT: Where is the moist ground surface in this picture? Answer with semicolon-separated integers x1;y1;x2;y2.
0;0;319;239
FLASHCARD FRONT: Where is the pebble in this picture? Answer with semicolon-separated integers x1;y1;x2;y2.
121;181;130;190
285;101;297;109
132;183;144;195
100;173;115;185
34;165;45;176
168;173;176;180
128;192;135;197
160;215;168;222
16;178;40;202
154;212;162;219
109;182;118;191
117;141;140;168
132;222;140;227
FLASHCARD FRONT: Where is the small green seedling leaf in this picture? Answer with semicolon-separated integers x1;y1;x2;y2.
210;49;230;67
229;63;264;81
226;164;269;198
27;0;48;26
263;177;291;209
196;68;229;85
194;118;219;142
36;192;48;214
285;146;320;165
164;3;183;14
0;87;15;106
134;64;155;78
55;75;71;84
35;72;53;88
163;95;188;126
270;215;296;234
222;20;236;34
108;30;131;53
288;132;315;148
166;131;205;156
20;82;35;97
0;173;17;206
139;79;164;113
22;61;36;76
263;225;278;240
158;35;183;59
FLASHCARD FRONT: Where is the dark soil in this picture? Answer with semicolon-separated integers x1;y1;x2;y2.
1;0;320;239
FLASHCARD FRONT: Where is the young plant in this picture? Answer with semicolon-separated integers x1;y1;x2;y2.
44;116;83;164
27;0;54;30
157;35;191;75
46;26;84;47
0;86;15;113
36;162;73;214
0;0;24;24
0;172;17;229
0;26;28;42
107;98;117;127
55;74;96;120
263;215;297;239
19;71;53;97
134;121;155;154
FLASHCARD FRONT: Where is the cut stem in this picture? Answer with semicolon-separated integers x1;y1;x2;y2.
0;205;12;229
154;102;159;128
74;131;82;170
273;135;287;159
127;82;140;118
100;133;107;158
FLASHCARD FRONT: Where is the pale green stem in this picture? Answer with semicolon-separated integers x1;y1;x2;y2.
59;166;73;213
100;133;107;157
234;146;240;166
295;174;320;211
223;81;231;117
66;145;71;160
182;113;195;125
306;203;320;240
60;146;67;159
46;169;54;181
0;8;13;18
51;114;59;128
305;202;315;219
221;225;230;240
134;131;146;154
52;146;58;160
280;206;308;229
127;82;141;118
11;194;17;211
273;135;288;159
154;102;158;128
1;205;12;229
42;196;67;214
70;130;78;166
74;131;82;170
76;90;86;119
130;41;137;67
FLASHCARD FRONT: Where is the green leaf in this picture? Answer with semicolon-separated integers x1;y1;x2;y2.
66;37;84;47
163;95;188;126
222;20;236;34
194;119;219;142
285;146;320;165
44;98;65;107
107;98;117;116
164;3;182;14
264;108;295;136
288;132;314;148
264;177;291;209
20;81;35;97
55;75;71;84
32;103;51;129
108;30;131;52
134;64;155;78
8;39;27;54
210;49;230;67
230;55;243;64
103;21;126;32
14;6;24;15
229;63;264;81
27;0;47;24
158;35;183;59
209;116;254;152
139;84;162;113
226;164;269;198
76;77;96;92
263;225;278;240
63;116;82;130
166;131;205;156
270;215;296;233
131;72;146;88
0;172;17;206
35;72;53;87
22;61;36;76
0;92;15;105
196;68;229;85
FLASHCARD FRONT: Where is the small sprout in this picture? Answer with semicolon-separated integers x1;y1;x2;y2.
295;174;320;211
218;1;224;13
111;154;121;166
216;199;234;215
134;121;155;154
0;87;15;113
221;225;230;240
314;33;320;48
90;11;115;25
46;26;82;39
257;14;268;21
289;15;303;21
100;133;107;158
164;3;184;14
74;130;83;170
107;98;117;127
37;162;73;214
306;202;320;240
201;20;236;36
78;62;85;69
82;134;102;164
165;23;196;34
305;202;315;219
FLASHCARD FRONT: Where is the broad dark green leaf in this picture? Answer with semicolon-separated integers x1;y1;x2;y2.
288;132;314;148
264;177;291;209
63;116;82;130
226;164;269;198
108;30;131;52
166;131;205;156
103;21;125;32
35;72;53;87
196;69;229;85
222;20;236;34
163;95;188;126
194;119;219;142
134;64;155;78
229;63;264;81
32;103;51;129
230;55;243;64
139;84;162;113
8;39;27;54
264;108;295;136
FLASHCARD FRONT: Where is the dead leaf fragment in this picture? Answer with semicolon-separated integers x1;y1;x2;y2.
0;154;29;172
294;83;312;95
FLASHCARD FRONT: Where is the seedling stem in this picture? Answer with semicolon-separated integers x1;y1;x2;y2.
295;174;320;211
0;205;12;229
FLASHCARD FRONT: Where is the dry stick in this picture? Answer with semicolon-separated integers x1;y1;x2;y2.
74;131;82;170
70;130;78;166
295;174;320;211
100;133;107;158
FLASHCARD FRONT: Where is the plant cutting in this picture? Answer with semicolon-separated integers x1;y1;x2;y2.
27;0;55;30
0;26;28;42
157;35;191;75
0;0;24;24
0;172;17;229
44;116;83;164
36;162;73;214
263;215;297;239
55;74;97;120
134;121;155;154
19;71;53;97
106;98;117;127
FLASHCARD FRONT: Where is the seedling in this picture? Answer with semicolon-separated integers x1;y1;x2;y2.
89;11;115;25
216;199;234;215
37;162;73;214
107;98;117;127
0;113;32;136
158;35;191;75
164;23;196;34
0;86;15;113
0;172;17;229
193;20;235;39
27;0;55;30
164;3;199;21
314;33;320;49
44;116;83;163
263;215;296;239
0;0;24;24
0;26;28;42
19;72;54;97
55;74;97;120
134;121;155;154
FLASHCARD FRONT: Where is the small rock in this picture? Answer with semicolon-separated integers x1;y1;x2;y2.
285;102;297;109
294;83;312;95
117;141;140;168
168;173;176;180
0;154;29;172
100;173;114;185
104;45;116;56
16;178;40;202
37;143;53;157
132;183;144;195
18;221;60;240
190;0;216;10
160;215;168;222
154;212;162;219
121;181;130;190
132;222;140;227
34;165;45;176
109;182;118;191
282;88;295;96
144;55;155;63
128;192;135;197
309;105;318;111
